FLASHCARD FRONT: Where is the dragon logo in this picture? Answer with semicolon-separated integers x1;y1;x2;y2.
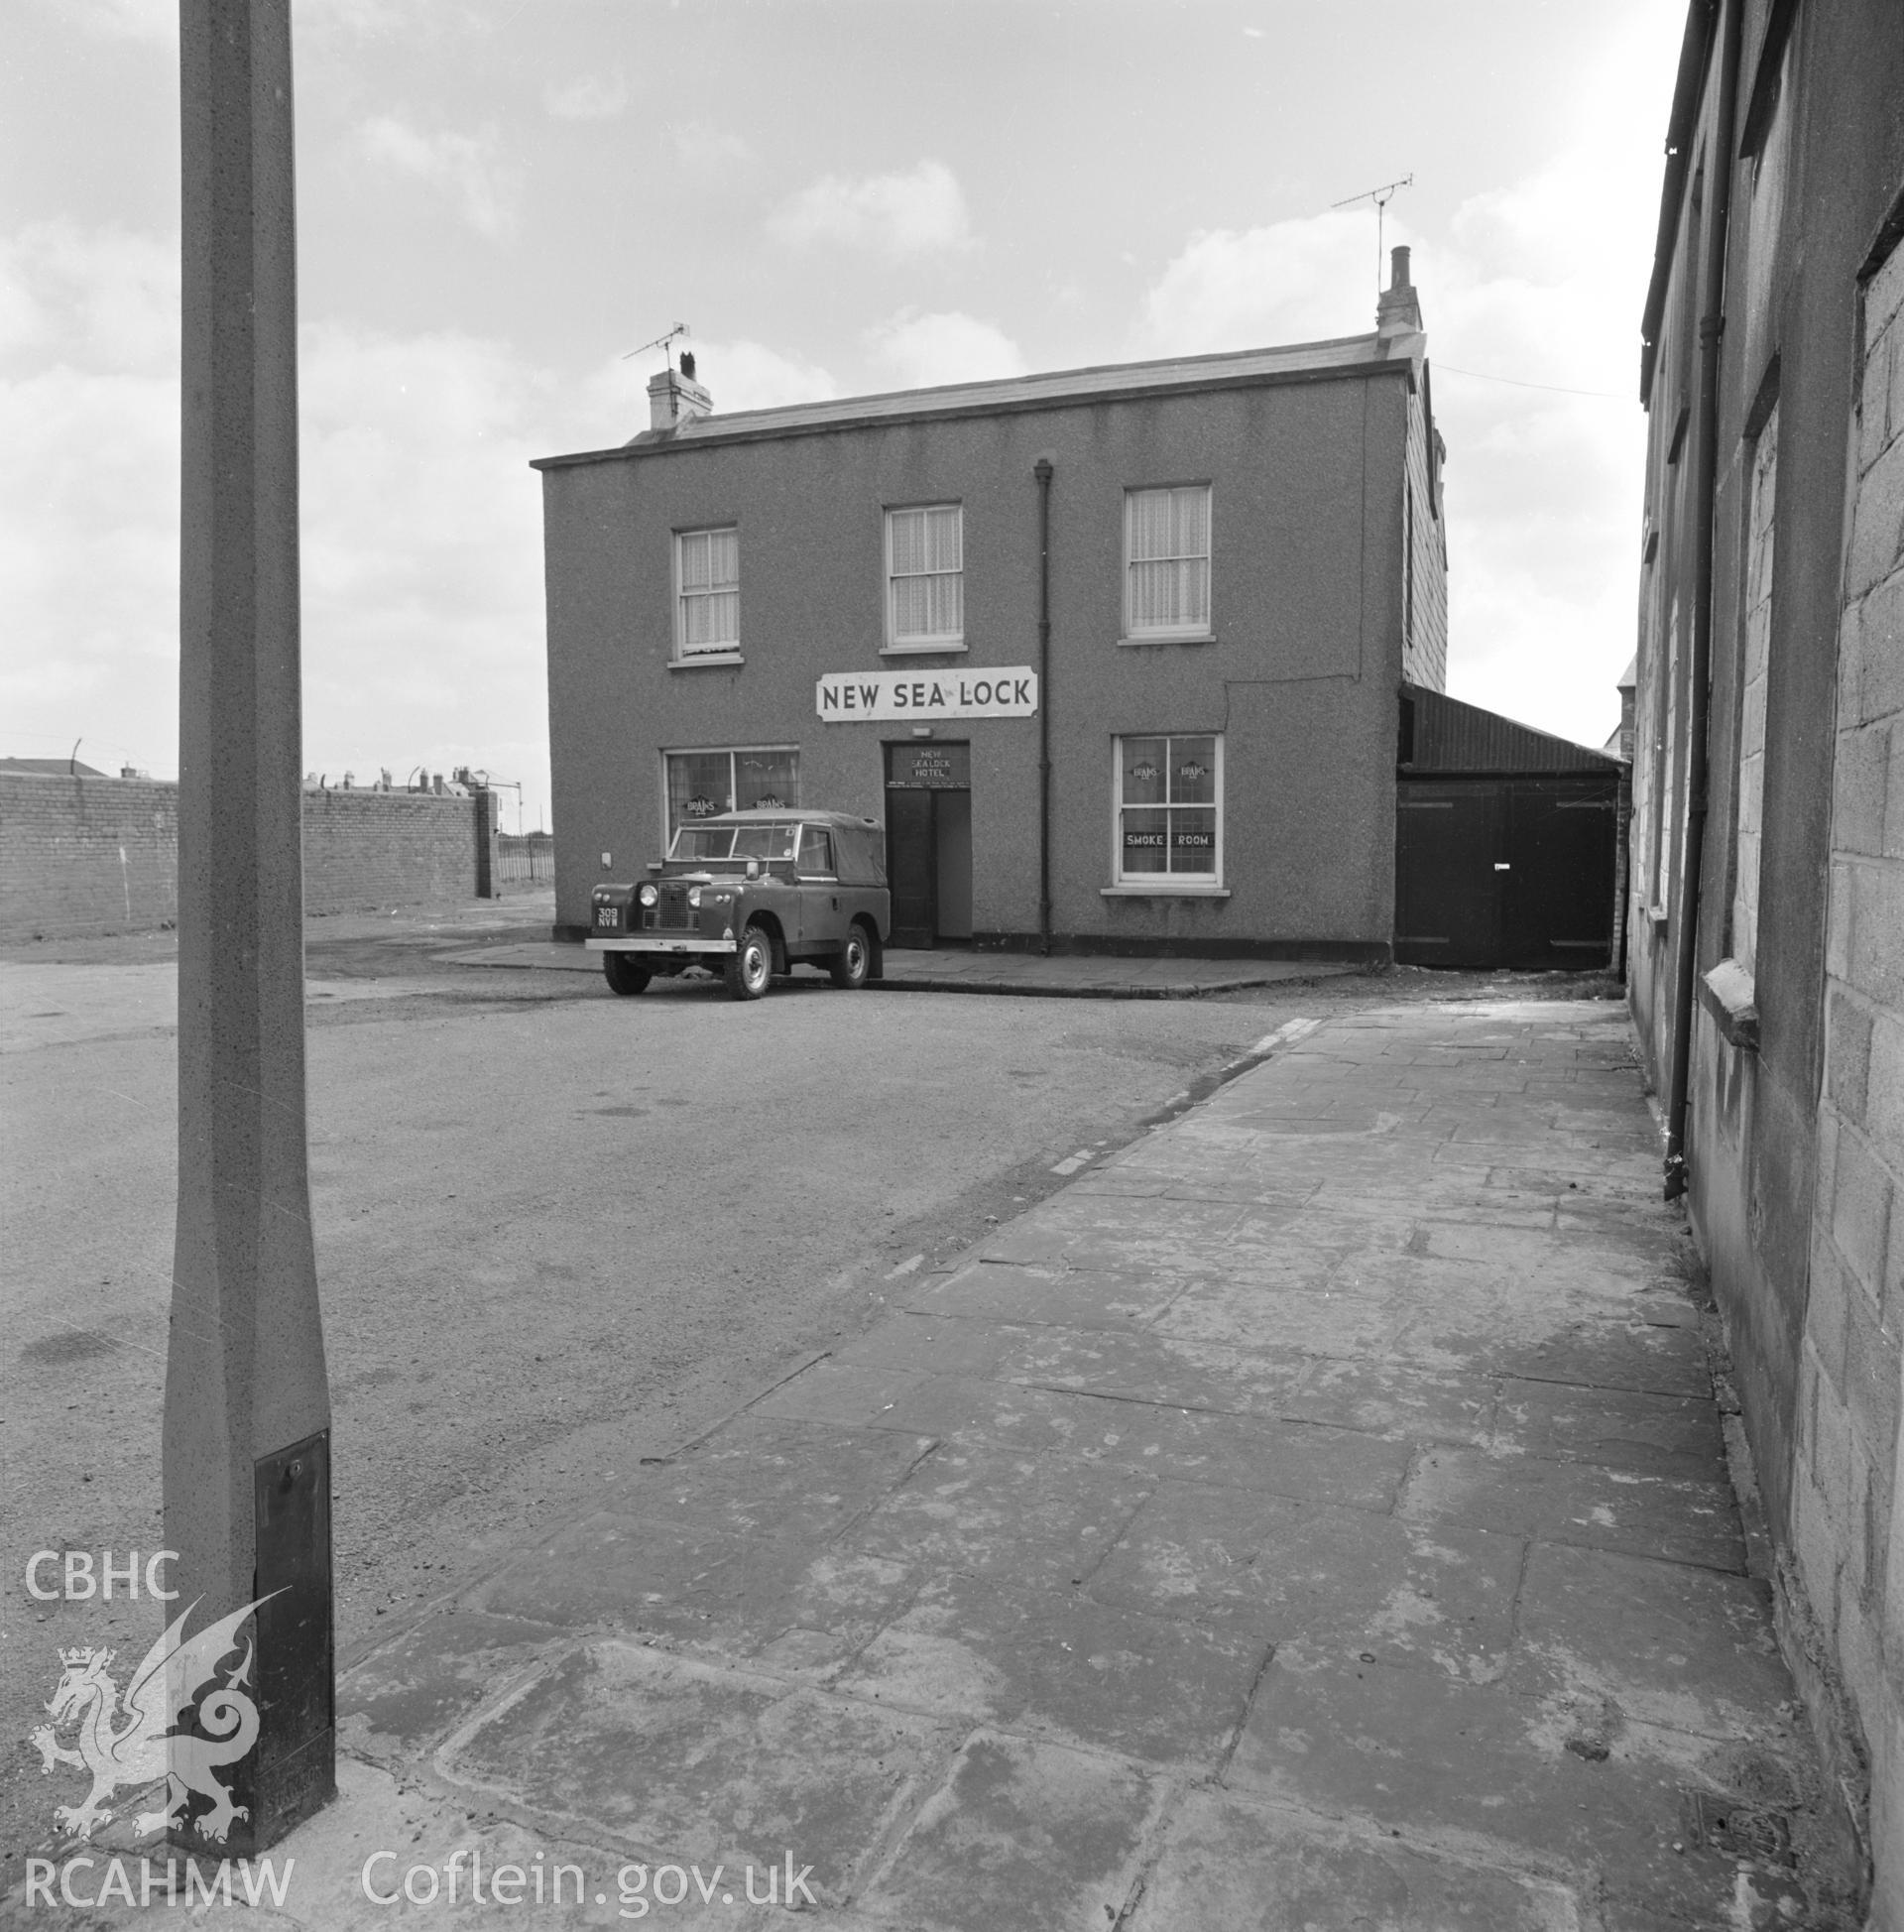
30;1593;279;1845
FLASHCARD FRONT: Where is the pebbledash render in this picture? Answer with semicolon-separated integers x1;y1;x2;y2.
532;248;1447;957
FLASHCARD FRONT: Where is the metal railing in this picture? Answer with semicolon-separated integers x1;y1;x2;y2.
495;833;554;884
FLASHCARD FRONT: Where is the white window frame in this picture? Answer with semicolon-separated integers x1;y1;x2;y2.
673;526;740;663
884;502;966;654
1107;732;1226;894
1122;484;1213;643
660;745;798;842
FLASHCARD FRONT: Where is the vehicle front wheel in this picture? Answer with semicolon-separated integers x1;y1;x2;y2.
829;922;873;990
603;952;651;997
724;922;774;1001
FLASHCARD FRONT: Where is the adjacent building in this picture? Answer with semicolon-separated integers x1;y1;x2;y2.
533;250;1448;957
1627;0;1904;1916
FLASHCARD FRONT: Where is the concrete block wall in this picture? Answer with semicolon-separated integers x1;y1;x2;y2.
1;774;488;940
1799;235;1904;1923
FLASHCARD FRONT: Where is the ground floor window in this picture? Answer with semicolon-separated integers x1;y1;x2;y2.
1115;733;1221;883
663;747;799;841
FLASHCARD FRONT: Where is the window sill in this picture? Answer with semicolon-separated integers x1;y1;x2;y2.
1117;633;1217;649
1102;884;1231;900
1700;957;1759;1051
670;652;744;669
880;640;967;657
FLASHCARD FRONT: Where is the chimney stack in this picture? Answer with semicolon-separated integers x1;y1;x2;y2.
648;353;713;432
1376;245;1422;339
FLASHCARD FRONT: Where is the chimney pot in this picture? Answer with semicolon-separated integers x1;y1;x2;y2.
648;362;714;432
1376;249;1424;340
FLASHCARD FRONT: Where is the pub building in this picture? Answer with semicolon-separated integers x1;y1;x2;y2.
534;249;1449;959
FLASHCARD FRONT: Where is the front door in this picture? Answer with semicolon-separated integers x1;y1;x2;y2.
885;742;972;947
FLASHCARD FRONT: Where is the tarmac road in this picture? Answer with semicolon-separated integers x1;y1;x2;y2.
1;905;1359;1870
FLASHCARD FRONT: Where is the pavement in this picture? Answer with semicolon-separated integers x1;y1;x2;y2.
434;939;1356;1000
8;1000;1864;1929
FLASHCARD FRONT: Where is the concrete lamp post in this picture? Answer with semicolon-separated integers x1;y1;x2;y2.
164;0;335;1853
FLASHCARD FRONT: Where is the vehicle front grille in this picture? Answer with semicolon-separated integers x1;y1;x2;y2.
641;884;696;932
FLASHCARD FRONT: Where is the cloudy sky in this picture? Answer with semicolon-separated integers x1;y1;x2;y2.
4;0;1681;832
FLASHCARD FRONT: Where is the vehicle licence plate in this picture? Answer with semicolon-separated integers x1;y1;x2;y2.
595;906;619;928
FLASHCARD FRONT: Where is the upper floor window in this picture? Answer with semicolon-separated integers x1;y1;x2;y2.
1125;485;1211;639
676;527;739;660
887;504;964;651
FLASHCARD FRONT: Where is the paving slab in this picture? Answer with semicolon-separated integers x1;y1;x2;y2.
1124;1789;1581;1931
1399;1443;1746;1572
122;998;1854;1930
899;1259;1187;1330
1087;1485;1523;1677
1504;1543;1794;1738
993;1324;1314;1417
841;1442;1155;1590
834;1571;1269;1765
853;1733;1168;1931
435;1640;957;1906
1228;1646;1814;1927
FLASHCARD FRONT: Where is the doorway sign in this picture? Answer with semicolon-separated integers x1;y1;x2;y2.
817;668;1037;723
887;742;971;789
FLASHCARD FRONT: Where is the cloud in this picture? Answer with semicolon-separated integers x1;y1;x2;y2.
0;216;571;819
0;226;181;775
770;160;971;258
1126;135;1656;750
669;121;754;170
49;0;174;45
0;222;178;369
356;114;524;242
865;311;1026;390
296;324;553;803
543;70;628;122
1130;211;1378;359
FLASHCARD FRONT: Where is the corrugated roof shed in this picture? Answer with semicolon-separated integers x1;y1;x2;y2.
1400;685;1622;775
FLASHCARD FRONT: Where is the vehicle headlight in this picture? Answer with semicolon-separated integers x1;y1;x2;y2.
686;886;703;909
638;884;658;907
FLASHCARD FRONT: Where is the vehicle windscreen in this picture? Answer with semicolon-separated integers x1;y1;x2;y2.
667;822;798;865
669;827;735;862
732;823;798;861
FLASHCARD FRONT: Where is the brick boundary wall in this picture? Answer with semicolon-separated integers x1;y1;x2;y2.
0;774;493;941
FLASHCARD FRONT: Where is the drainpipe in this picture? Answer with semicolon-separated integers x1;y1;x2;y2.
1664;0;1742;1202
1034;457;1054;955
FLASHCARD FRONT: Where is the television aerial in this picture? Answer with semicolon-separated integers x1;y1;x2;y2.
1330;175;1413;293
622;322;690;367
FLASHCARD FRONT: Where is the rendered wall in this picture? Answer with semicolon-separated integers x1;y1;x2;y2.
0;774;489;940
541;365;1429;953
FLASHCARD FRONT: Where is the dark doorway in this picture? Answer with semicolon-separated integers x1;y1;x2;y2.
1395;778;1616;969
885;741;973;947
